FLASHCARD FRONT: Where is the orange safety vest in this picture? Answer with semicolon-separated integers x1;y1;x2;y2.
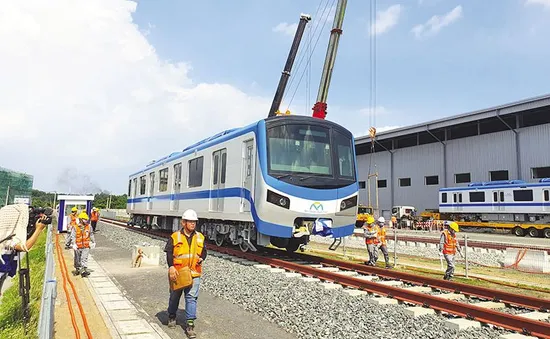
75;225;91;249
378;227;387;246
68;213;77;230
171;231;205;278
91;211;99;221
442;229;457;255
364;225;380;245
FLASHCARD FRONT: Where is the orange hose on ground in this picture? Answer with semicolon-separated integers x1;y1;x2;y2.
55;233;81;339
55;233;94;339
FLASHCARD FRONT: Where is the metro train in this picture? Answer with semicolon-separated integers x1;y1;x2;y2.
438;179;550;225
126;115;359;252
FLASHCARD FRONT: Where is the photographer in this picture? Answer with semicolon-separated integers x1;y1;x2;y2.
0;215;48;296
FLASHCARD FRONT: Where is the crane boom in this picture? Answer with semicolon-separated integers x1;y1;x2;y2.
267;13;312;118
312;0;347;120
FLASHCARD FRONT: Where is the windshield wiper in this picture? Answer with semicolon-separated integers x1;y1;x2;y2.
275;174;293;180
299;175;317;181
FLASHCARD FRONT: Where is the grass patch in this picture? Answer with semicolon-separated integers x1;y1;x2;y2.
0;229;48;339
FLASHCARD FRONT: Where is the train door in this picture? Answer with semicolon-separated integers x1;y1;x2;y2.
452;193;463;211
131;178;137;210
492;190;505;211
241;140;254;212
210;149;227;212
544;189;549;212
147;172;155;210
171;164;182;211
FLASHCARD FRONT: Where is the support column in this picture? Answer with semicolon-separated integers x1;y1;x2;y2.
57;200;65;232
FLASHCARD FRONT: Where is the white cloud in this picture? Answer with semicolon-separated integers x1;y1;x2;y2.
359;106;391;116
272;22;298;37
0;0;271;193
370;4;403;36
411;5;463;39
525;0;550;8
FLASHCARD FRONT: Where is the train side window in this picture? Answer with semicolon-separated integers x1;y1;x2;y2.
493;192;498;202
544;190;549;202
140;175;146;195
221;152;227;184
453;193;457;203
500;192;504;202
459;193;462;203
133;178;137;197
188;156;204;188
128;180;132;196
149;172;155;194
441;193;447;203
159;168;169;192
513;189;533;202
469;192;485;202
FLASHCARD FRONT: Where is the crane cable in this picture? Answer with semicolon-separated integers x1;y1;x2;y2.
285;0;337;111
367;0;377;178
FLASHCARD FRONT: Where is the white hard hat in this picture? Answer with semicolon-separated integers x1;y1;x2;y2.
182;209;198;221
377;216;385;223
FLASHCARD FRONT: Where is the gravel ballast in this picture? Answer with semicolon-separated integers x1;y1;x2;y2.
97;221;515;339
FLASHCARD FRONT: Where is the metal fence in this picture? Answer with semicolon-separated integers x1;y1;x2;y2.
37;224;57;339
310;227;550;277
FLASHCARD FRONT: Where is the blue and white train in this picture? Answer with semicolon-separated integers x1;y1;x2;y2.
439;179;550;224
126;115;359;252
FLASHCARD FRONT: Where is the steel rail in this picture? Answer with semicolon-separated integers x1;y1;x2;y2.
213;245;550;339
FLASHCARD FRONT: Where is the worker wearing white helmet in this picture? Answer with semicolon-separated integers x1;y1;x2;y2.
164;209;206;338
376;217;392;268
439;221;462;280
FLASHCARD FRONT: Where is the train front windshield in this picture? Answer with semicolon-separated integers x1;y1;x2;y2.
266;122;356;188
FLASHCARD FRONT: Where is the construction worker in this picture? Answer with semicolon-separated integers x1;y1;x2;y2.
65;207;79;249
165;209;207;339
376;217;392;269
90;207;100;233
439;221;462;280
70;212;96;277
362;215;379;266
390;215;397;228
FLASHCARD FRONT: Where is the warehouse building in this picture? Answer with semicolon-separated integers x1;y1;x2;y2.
354;94;550;218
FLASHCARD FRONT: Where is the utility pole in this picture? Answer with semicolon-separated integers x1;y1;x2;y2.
4;185;10;206
267;13;312;118
312;0;347;120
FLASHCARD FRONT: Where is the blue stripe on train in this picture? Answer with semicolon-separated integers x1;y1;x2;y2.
127;187;356;239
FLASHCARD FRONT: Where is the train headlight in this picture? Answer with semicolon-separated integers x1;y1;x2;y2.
340;196;358;211
267;190;290;209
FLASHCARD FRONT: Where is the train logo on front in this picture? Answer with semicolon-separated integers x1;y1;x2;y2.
309;202;324;212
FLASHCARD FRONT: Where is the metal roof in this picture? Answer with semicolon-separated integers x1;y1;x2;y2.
355;93;550;144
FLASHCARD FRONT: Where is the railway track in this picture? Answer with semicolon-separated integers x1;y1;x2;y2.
101;218;550;338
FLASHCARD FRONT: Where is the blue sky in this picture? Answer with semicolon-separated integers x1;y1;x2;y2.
133;0;550;134
2;0;550;194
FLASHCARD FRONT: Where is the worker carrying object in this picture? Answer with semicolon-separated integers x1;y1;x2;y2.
362;215;379;266
439;221;462;280
164;209;207;339
69;212;96;277
65;207;79;249
376;217;392;269
90;207;100;233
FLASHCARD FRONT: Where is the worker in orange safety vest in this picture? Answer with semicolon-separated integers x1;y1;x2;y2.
165;209;207;339
90;207;100;233
376;217;392;269
69;212;96;277
362;216;379;266
439;221;462;280
64;206;79;249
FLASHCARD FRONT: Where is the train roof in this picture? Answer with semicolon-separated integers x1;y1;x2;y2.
439;179;550;191
129;115;355;178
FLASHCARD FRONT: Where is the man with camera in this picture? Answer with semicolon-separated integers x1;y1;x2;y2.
0;207;51;296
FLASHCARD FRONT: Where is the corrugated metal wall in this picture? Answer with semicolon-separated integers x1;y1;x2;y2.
357;124;550;213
